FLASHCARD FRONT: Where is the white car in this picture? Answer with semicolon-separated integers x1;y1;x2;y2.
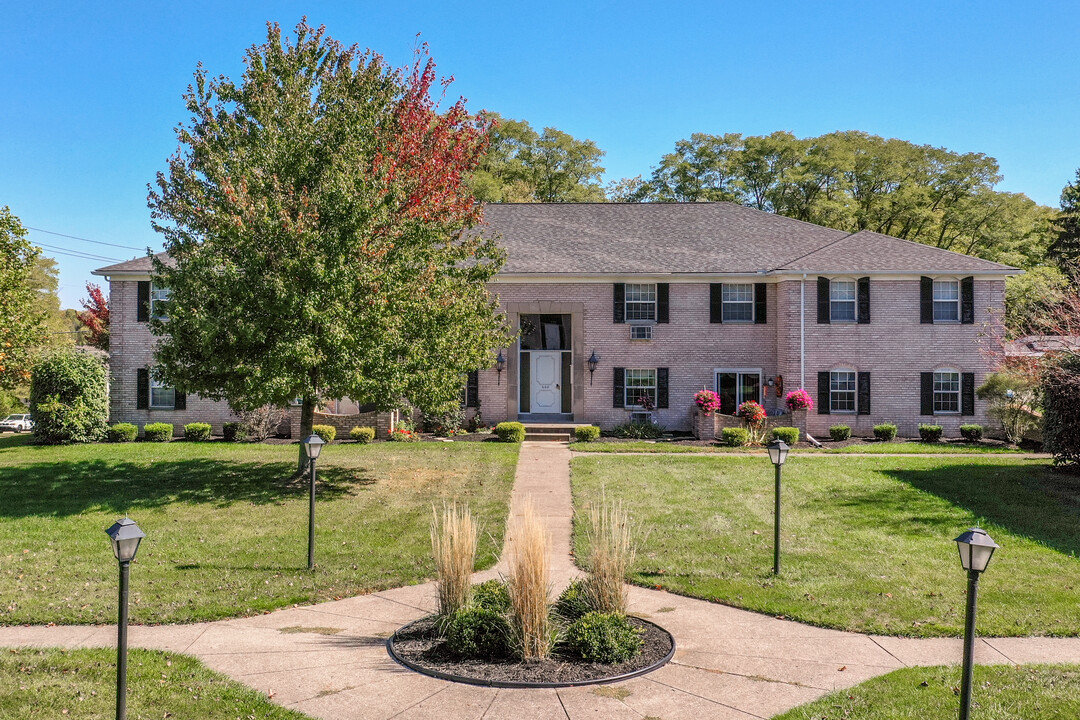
0;414;32;432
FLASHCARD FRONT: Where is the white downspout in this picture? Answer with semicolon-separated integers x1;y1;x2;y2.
800;274;806;389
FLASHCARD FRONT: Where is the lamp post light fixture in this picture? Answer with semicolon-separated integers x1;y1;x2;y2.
766;439;790;575
302;434;326;570
105;517;145;720
495;350;506;385
587;351;600;385
955;527;999;720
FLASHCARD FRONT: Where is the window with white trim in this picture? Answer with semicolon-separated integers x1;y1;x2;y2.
150;373;176;409
150;282;171;320
830;370;857;412
933;280;960;322
933;370;960;413
721;283;754;322
624;284;656;321
625;369;657;408
830;280;857;322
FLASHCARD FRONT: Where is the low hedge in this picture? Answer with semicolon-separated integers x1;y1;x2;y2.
106;422;138;443
574;425;601;443
771;426;800;445
444;607;510;659
721;426;750;447
312;424;336;443
143;423;173;442
565;612;643;664
873;423;898;441
554;579;591;621
918;424;943;442
222;421;247;442
494;421;526;443
829;424;852;441
350;426;376;443
611;421;664;439
183;422;212;441
472;580;511;614
960;424;984;441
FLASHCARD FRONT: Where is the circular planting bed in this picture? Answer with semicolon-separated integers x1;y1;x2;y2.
387;615;675;688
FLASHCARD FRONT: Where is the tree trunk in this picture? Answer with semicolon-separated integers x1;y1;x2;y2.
297;395;315;474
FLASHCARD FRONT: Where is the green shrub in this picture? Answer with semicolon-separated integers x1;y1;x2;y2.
610;421;664;439
421;405;466;437
28;349;108;444
1043;353;1080;467
960;424;984;442
873;423;898;441
771;426;800;445
312;424;336;443
184;422;212;441
554;579;591;621
574;425;601;443
918;424;943;442
829;424;852;441
565;612;643;664
222;421;247;442
978;371;1041;444
388;427;419;442
106;422;138;443
472;580;511;614
143;423;173;442
443;607;511;659
494;421;526;443
350;426;376;443
721;427;750;447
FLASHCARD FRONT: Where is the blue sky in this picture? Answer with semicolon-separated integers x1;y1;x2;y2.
3;0;1078;308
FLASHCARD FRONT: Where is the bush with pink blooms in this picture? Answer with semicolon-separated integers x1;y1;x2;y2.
694;390;721;416
736;401;767;426
784;388;814;412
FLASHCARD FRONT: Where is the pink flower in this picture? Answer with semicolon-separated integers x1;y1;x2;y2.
784;389;814;411
694;389;721;416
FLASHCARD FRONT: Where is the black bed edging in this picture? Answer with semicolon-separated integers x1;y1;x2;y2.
385;617;676;689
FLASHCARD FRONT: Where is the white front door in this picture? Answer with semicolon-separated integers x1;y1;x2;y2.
530;351;562;413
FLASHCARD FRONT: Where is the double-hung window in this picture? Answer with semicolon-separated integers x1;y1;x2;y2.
721;284;754;322
830;280;857;322
933;280;960;322
830;370;857;412
625;369;657;408
624;284;656;321
150;373;176;409
150;283;171;320
933;370;960;413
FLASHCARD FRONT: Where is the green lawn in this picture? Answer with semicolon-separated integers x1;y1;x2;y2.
775;664;1080;719
0;435;517;625
0;647;312;719
570;440;1025;454
571;454;1080;637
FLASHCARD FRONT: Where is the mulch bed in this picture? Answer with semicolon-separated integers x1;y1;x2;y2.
388;615;674;687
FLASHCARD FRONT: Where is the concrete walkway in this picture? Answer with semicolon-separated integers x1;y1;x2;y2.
3;441;1079;719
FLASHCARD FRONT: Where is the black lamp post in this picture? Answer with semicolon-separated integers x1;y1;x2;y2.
495;350;506;385
105;517;145;720
302;434;325;570
587;351;599;385
766;439;789;575
955;527;999;720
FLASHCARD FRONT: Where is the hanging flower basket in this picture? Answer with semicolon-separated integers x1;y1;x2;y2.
784;389;814;412
694;390;721;416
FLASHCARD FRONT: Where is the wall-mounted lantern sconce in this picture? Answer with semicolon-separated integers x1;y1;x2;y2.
587;351;600;385
495;350;506;385
766;377;776;387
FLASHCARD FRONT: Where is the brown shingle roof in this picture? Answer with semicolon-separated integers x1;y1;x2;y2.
92;252;172;276
777;230;1013;273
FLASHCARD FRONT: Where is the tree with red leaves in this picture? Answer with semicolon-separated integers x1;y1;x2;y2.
76;282;109;351
149;21;512;469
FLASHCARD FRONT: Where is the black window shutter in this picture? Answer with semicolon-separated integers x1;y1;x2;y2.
961;372;975;416
137;281;150;322
961;277;975;324
613;367;625;408
465;370;479;408
817;371;830;414
136;368;149;409
920;372;934;415
613;284;625;324
817;277;830;324
920;277;934;324
657;368;669;408
857;277;870;324
754;283;767;324
173;390;186;411
709;283;723;323
857;372;871;415
656;283;669;324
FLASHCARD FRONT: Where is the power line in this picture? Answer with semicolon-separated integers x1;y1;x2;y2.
35;243;122;263
26;226;148;251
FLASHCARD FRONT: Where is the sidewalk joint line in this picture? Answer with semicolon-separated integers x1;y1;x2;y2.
869;636;909;667
554;688;571;720
643;676;764;718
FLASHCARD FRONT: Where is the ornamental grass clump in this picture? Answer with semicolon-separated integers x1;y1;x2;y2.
431;503;478;618
582;496;637;617
506;500;552;660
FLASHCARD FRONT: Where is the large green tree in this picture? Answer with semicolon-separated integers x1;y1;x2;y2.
149;21;512;469
0;207;46;390
1048;169;1080;275
470;115;606;202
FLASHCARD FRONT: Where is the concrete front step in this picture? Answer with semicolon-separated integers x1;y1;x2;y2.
525;433;571;442
523;423;576;442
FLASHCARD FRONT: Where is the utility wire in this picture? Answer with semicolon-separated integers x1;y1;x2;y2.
35;243;122;263
26;226;147;251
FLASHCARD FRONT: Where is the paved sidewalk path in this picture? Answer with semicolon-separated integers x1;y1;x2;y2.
3;441;1078;719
